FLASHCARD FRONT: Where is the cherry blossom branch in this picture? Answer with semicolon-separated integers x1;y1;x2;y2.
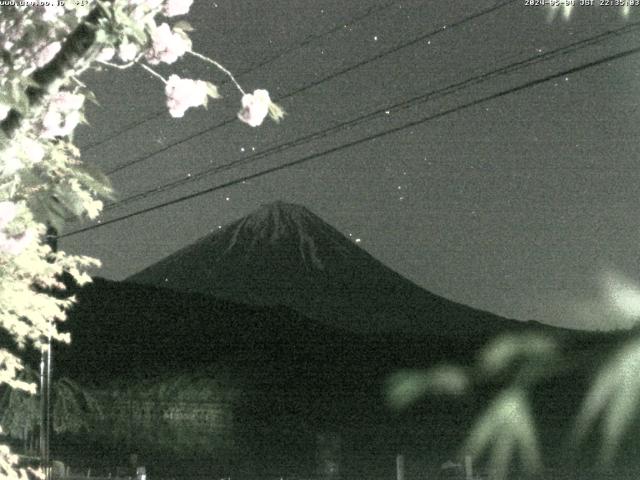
98;59;136;70
70;76;87;88
140;64;168;84
187;50;246;96
0;5;109;139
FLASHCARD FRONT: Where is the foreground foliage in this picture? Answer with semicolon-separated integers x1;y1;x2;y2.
0;2;282;476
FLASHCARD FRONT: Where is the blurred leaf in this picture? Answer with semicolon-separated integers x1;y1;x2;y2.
464;388;541;480
575;335;640;463
479;332;557;378
74;163;114;200
173;21;194;32
131;27;149;46
205;81;220;99
268;101;285;123
31;194;67;232
602;270;640;318
385;366;469;410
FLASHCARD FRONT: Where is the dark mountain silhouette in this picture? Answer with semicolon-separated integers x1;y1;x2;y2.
53;277;491;478
57;277;499;405
50;277;629;479
128;201;531;337
58;277;372;383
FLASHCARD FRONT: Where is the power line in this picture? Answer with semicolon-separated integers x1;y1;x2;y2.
103;0;518;176
60;43;640;239
102;21;640;211
76;0;399;153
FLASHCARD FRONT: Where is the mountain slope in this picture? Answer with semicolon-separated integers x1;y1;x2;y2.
128;201;525;336
53;278;624;478
51;278;397;475
58;277;372;383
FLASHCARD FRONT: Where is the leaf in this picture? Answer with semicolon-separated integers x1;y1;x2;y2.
83;89;100;106
603;271;640;318
205;81;220;99
126;24;149;45
385;366;469;410
575;335;640;463
479;332;558;379
268;101;285;123
46;202;71;231
10;85;29;116
173;20;194;32
74;163;114;200
464;388;541;480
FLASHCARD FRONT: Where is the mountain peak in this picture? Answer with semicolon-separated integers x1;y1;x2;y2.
259;200;310;213
229;201;346;270
247;201;315;228
128;201;522;335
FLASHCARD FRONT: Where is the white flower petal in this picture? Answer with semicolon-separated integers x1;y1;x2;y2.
145;23;190;65
238;89;272;127
164;75;208;117
163;0;193;17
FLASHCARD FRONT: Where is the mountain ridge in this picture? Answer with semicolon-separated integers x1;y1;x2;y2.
128;201;543;336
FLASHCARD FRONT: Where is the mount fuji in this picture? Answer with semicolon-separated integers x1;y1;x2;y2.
128;201;530;336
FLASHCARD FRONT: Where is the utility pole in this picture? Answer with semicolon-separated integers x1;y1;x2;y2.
40;225;57;480
396;454;405;480
39;337;50;480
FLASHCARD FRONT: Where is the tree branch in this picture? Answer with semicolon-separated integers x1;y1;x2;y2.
1;6;107;138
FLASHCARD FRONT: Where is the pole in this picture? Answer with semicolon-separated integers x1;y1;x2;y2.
39;338;51;479
396;454;405;480
39;342;46;471
40;225;58;480
46;331;52;476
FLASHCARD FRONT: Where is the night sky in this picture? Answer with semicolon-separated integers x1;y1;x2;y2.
61;0;640;330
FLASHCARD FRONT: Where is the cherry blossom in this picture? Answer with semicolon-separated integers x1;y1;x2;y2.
35;41;61;68
145;23;190;65
96;46;116;62
118;41;139;62
238;89;272;127
41;92;85;138
164;74;208;118
163;0;193;17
